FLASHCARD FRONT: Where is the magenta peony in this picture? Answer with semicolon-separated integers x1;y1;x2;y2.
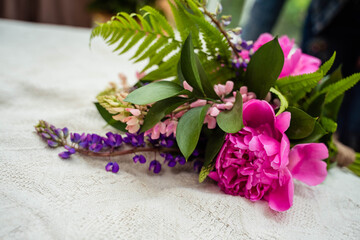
208;100;328;211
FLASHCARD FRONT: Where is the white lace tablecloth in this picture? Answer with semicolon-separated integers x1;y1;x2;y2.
1;19;360;240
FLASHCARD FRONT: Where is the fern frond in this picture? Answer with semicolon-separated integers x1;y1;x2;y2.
322;72;360;104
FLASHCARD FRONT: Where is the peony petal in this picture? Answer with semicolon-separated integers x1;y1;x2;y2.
208;171;220;182
258;134;280;156
268;169;294;211
288;143;328;186
275;112;291;133
243;100;275;129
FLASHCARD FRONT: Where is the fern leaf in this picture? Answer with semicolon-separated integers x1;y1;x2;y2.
135;38;169;63
119;32;145;54
318;52;336;76
141;6;175;37
323;72;360;103
113;31;133;53
276;71;324;92
118;12;140;30
142;41;179;71
130;34;157;60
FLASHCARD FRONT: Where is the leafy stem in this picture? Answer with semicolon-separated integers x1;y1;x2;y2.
201;5;240;59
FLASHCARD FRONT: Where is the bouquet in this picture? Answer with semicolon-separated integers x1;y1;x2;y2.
35;0;360;211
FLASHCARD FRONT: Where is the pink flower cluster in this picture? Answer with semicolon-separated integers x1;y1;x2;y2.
185;81;256;129
241;33;321;78
209;100;328;211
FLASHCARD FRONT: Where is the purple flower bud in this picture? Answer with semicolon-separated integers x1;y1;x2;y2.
133;155;146;164
62;128;69;138
70;133;81;143
175;155;186;165
47;140;58;148
54;128;63;138
50;125;56;133
168;160;176;167
92;134;101;144
221;15;232;26
41;133;51;140
106;132;116;143
105;162;119;173
64;145;76;154
192;149;200;157
149;160;161;174
59;151;71;159
193;160;203;173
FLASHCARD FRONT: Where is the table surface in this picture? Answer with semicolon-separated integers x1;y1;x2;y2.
1;19;360;240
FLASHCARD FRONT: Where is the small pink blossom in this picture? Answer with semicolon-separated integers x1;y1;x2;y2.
125;108;141;117
209;100;328;211
183;81;193;92
190;99;207;108
145;121;167;139
214;81;234;98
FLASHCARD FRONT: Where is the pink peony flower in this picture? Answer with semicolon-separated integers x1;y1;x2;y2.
246;33;321;78
208;100;328;211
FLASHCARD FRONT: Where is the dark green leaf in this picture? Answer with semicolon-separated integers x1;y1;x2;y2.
244;38;284;99
195;55;219;99
217;91;244;133
125;81;185;105
291;121;327;144
176;105;210;159
180;34;204;95
306;93;326;117
140;97;189;132
323;94;344;121
286;107;316;139
94;102;127;132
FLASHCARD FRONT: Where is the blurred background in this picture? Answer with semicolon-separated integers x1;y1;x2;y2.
0;0;310;44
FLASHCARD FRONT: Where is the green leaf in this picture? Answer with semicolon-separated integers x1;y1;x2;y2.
141;6;175;37
244;38;284;99
323;94;344;121
269;87;288;116
140;97;189;132
176;105;210;159
195;54;218;99
291;121;327;144
204;129;226;164
199;164;213;183
320;117;337;133
94;102;127;132
180;34;204;95
323;72;360;104
286;107;316;139
125;81;185;105
318;51;336;76
276;71;324;93
217;91;244;133
318;64;343;91
306;93;326;117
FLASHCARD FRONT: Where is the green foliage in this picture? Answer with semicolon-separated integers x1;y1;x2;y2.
286;107;316;140
244;38;284;99
176;105;210;160
140;97;189;132
90;0;233;83
318;52;336;76
322;72;360;104
320;117;337;133
276;71;324;104
199;127;226;183
94;102;127;132
291;121;327;144
270;87;288;116
347;153;360;177
217;92;244;133
125;81;185;105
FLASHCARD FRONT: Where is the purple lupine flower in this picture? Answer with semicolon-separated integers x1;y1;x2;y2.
133;154;146;164
41;132;51;140
47;140;58;148
54;128;63;138
64;145;76;154
149;160;161;174
62;128;69;138
123;133;145;147
193;160;203;173
192;149;200;157
59;151;71;159
50;125;56;133
105;162;119;173
104;132;123;148
175;155;186;165
70;133;81;143
160;153;177;167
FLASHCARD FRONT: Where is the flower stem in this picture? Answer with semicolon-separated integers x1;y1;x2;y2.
201;6;240;59
75;147;179;158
